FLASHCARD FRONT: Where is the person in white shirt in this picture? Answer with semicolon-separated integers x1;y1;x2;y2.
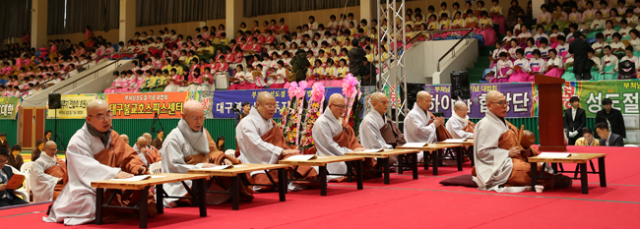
620;46;640;70
490;52;513;83
533;26;550;46
509;49;532;82
529;50;547;74
568;6;583;24
545;49;564;78
592;33;606;57
602;20;617;41
556;35;570;58
618;19;632;39
590;12;606;30
445;101;475;140
609;33;626;56
601;45;619;80
508;39;521;59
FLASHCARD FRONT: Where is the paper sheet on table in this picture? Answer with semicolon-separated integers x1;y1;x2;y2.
536;153;572;158
202;165;234;170
400;142;429;148
285;155;318;160
357;149;385;153
150;175;167;179
112;175;150;182
442;139;467;143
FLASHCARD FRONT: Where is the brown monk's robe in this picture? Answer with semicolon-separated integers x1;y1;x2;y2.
250;122;318;189
183;129;253;205
308;125;377;181
94;131;157;223
429;112;452;141
44;157;69;200
143;146;162;165
472;121;556;188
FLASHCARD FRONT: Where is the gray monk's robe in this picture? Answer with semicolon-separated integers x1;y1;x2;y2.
445;112;475;139
312;110;351;181
160;119;211;206
403;103;437;162
236;108;284;176
472;110;526;193
358;109;393;150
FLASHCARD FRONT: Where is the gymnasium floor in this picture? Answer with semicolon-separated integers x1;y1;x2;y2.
1;146;638;228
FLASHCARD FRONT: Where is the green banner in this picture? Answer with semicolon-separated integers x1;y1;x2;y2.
562;80;640;117
0;97;21;120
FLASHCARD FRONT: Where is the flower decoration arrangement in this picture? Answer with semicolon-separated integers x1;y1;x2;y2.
341;74;362;126
300;83;325;152
280;81;308;147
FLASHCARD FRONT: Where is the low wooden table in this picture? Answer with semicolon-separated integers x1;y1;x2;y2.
279;155;366;196
345;149;420;184
91;173;210;228
528;153;606;194
188;163;290;210
398;143;464;175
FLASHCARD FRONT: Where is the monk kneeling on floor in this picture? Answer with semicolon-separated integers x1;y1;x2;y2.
472;91;570;192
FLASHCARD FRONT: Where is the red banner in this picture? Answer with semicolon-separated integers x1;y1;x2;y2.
106;92;187;119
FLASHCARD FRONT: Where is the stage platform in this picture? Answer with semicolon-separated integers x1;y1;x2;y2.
1;146;639;228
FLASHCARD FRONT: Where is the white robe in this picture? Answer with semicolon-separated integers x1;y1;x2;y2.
44;123;121;225
236;108;283;176
445;112;474;139
160;119;210;206
471;111;525;193
403;104;436;162
312;110;351;181
30;153;61;203
358;109;393;150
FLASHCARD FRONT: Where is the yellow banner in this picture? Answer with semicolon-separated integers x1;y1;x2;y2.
47;94;103;119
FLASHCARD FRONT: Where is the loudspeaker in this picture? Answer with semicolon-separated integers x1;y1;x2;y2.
406;82;426;110
48;93;62;109
450;71;471;100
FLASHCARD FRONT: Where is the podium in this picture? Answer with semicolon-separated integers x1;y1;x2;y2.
534;75;566;152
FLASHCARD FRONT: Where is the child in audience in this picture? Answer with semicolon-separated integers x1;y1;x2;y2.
621;46;640;71
618;19;631;40
545;49;564;78
610;33;626;57
529;50;548;75
601;45;619;79
589;49;604;80
562;53;577;81
592;33;606;57
488;52;512;83
524;37;536;59
602;20;617;41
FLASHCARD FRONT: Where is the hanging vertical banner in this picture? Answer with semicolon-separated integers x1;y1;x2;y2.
46;94;104;119
188;91;214;119
0;97;21;120
106;92;188;119
424;83;537;118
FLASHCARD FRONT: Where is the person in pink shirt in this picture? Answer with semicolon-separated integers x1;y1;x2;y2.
213;56;229;76
0;62;13;75
228;65;247;90
164;69;181;92
104;71;120;93
199;67;215;91
231;47;244;64
264;30;276;46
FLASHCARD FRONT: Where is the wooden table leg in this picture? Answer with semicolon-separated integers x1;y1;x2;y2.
397;154;404;174
196;179;207;217
456;147;463;171
231;175;240;210
468;146;474;167
423;151;429;170
412;153;418;180
530;162;537;192
95;188;103;225
580;163;588;194
278;168;287;201
382;158;390;184
138;187;149;228
356;160;363;190
319;166;327;196
155;184;164;214
551;163;558;174
432;151;440;175
598;158;606;187
346;162;353;182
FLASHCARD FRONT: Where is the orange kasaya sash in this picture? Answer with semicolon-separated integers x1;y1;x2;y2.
44;158;68;200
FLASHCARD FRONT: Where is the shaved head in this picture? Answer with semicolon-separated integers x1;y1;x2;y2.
370;92;386;103
454;100;467;110
257;92;275;104
370;92;389;115
120;134;129;144
86;99;112;133
328;93;347;119
87;99;108;114
136;136;147;146
44;140;56;149
142;133;152;144
182;100;205;132
256;92;277;120
416;91;432;111
486;91;507;117
44;140;57;157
